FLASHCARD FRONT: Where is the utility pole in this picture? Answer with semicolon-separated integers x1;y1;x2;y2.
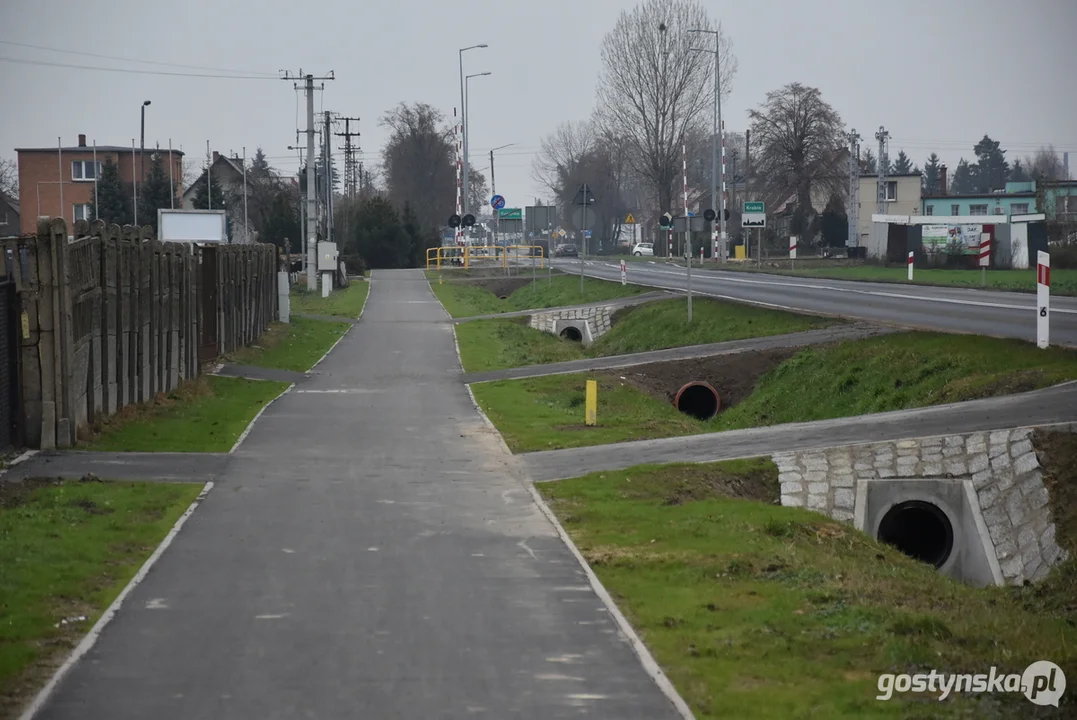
848;129;861;250
324;111;335;247
876;126;890;218
282;69;334;291
335;118;361;197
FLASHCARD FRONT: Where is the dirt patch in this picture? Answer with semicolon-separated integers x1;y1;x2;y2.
462;277;534;299
0;476;66;508
602;347;797;413
1032;428;1077;552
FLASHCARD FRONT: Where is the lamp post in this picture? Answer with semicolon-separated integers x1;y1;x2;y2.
688;28;725;262
136;100;151;226
465;70;491;232
458;43;488;219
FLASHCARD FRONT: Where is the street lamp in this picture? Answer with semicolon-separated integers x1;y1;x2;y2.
688;28;725;262
465;71;491;214
135;99;151;225
458;43;488;218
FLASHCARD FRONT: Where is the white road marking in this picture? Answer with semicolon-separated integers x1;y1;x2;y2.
546;654;585;664
281;548;295;553
518;538;538;560
230;384;295;453
535;674;586;681
255;614;288;620
19;482;215;720
367;547;379;552
144;598;168;610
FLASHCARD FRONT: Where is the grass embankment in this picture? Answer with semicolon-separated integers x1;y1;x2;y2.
538;459;1075;718
472;332;1077;453
225;317;350;372
85;375;288;452
716;263;1077;296
291;282;369;319
456;297;834;374
431;274;645;318
0;478;203;717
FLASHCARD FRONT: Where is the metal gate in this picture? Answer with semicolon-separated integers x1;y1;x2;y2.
198;246;219;364
0;276;20;450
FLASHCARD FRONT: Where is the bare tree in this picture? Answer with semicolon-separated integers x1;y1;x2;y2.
1025;146;1066;181
0;157;18;200
531;120;596;198
380;102;455;232
748;82;845;233
595;0;737;214
467;168;489;215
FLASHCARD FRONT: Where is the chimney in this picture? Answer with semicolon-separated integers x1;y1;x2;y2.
78;134;86;147
212;151;219;163
939;164;948;196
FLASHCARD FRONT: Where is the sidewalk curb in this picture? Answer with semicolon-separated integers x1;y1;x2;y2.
230;383;296;454
18;481;216;720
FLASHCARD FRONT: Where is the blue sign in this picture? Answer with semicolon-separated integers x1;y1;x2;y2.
491;194;506;210
584;230;592;238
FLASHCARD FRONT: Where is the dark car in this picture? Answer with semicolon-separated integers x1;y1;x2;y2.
554;243;578;257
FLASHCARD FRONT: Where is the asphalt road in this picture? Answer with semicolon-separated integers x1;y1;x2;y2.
32;270;680;720
551;259;1077;347
520;381;1077;482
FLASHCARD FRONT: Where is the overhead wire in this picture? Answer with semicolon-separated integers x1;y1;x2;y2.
0;38;277;76
0;56;277;79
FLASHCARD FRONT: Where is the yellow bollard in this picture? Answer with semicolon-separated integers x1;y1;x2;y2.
585;380;597;426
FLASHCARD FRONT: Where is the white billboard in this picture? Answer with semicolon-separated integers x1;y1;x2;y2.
922;224;982;256
158;209;227;244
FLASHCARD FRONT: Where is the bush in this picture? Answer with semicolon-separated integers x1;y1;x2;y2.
340;254;367;276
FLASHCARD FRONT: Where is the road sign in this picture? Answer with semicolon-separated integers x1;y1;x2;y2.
742;213;766;228
743;201;765;213
499;207;522;220
572;205;596;230
584;230;592;239
978;234;991;267
573;183;596;205
625;213;636;224
491;194;506;210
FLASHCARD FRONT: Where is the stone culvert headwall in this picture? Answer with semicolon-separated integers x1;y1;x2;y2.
773;428;1068;586
529;306;613;341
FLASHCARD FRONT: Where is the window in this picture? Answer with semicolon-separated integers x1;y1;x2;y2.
925;206;934;216
1011;203;1030;215
71;160;101;181
969;204;988;216
878;181;897;202
951;204;960;215
73;203;93;221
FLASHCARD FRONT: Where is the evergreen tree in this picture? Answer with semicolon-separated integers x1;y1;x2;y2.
1009;158;1030;183
354;196;408;269
137;152;174;232
892;150;913;174
860;149;877;174
819;194;848;247
972;135;1009;192
192;170;229;211
90;159;132;226
922;153;942;194
950;158;975;195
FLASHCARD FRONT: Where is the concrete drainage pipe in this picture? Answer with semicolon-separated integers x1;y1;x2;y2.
559;326;583;342
673;381;721;421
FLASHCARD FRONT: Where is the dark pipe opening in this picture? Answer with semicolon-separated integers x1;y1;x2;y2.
559;326;583;342
673;382;721;420
877;500;954;568
499;295;508;300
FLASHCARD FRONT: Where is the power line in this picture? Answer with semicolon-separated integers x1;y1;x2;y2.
0;56;277;79
0;38;277;76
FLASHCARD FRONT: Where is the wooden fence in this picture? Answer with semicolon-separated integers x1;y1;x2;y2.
4;218;277;449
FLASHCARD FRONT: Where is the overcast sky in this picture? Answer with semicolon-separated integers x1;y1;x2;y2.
3;0;1075;210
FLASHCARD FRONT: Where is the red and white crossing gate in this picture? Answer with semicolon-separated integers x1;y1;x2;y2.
620;259;627;286
979;234;991;267
1037;251;1050;349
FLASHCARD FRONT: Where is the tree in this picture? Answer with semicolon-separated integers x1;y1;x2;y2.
261;187;301;253
950;158;975;195
972;135;1009;192
467;169;489;216
748;82;845;233
192;170;229;211
401;202;436;267
137;152;174;232
1025;146;1065;181
90;160;132;226
532;120;596;198
892;150;913;175
922;153;942;194
860;149;876;174
0;157;17;200
595;0;737;214
819;193;848;248
380;102;455;234
1009;159;1030;183
346;196;409;269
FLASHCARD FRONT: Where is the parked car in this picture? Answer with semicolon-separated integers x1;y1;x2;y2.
554;243;578;257
632;242;654;256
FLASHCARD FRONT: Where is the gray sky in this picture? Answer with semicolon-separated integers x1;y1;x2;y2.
3;0;1075;210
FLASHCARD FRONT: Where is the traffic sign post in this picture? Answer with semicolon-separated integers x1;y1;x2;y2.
1037;251;1050;349
573;183;597;292
491;194;506;210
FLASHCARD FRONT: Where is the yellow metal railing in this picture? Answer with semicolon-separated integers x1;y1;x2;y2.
426;245;547;270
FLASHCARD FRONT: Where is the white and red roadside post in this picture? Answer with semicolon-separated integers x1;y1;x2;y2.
789;235;798;272
620;258;627;286
1037;251;1050;349
907;251;914;281
979;232;991;286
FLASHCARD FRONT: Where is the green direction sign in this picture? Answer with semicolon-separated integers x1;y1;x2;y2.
743;201;765;213
498;207;522;220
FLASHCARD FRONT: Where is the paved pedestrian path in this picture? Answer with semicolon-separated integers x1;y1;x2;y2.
30;270;680;719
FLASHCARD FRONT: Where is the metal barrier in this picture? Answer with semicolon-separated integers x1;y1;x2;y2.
426;245;510;270
504;245;546;269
